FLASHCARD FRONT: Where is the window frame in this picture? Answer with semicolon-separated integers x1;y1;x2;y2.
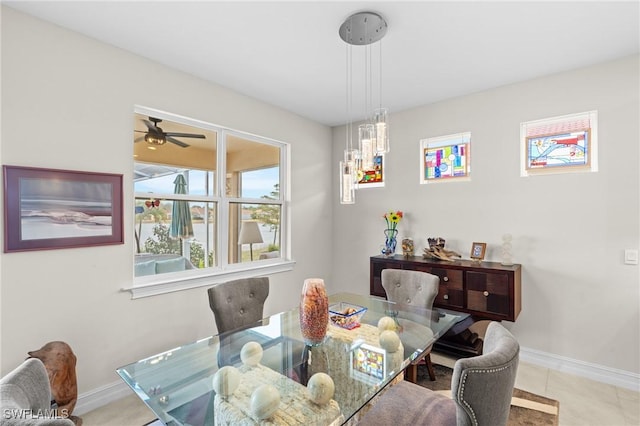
128;106;293;299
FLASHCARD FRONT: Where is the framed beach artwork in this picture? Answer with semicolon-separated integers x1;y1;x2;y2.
3;166;123;252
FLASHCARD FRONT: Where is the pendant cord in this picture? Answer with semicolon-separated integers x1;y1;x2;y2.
368;43;373;121
346;42;352;152
379;39;383;110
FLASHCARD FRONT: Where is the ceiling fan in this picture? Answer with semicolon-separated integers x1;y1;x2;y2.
135;117;205;148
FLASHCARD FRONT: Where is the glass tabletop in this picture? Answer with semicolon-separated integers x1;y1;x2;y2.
116;292;468;425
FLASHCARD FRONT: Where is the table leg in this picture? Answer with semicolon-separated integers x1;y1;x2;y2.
405;353;435;383
425;353;436;381
405;364;418;383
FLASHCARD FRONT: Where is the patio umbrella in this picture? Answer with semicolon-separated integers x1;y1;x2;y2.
170;174;194;255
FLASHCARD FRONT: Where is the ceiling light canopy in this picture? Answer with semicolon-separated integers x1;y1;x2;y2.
339;11;389;205
338;11;387;45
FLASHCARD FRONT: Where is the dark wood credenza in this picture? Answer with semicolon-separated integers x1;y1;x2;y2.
370;255;522;356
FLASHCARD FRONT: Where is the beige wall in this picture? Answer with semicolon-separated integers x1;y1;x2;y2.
1;7;334;393
332;54;640;375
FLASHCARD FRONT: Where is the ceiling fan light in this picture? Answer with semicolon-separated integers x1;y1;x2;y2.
145;133;166;145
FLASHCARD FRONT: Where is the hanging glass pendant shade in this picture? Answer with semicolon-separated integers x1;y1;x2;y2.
339;160;355;204
344;149;359;180
374;108;389;154
359;123;375;171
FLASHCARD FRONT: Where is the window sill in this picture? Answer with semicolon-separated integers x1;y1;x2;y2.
122;260;296;299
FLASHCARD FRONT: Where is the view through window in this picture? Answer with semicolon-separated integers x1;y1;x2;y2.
133;110;286;280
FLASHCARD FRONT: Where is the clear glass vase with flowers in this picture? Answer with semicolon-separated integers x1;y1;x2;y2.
381;210;403;256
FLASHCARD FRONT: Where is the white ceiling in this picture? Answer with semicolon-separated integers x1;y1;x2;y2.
5;1;639;127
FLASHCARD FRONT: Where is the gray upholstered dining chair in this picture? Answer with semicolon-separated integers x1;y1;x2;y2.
207;277;270;333
207;276;306;381
381;268;440;381
357;321;520;426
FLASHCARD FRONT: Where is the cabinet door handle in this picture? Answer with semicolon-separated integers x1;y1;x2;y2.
443;277;449;282
483;291;489;297
443;294;449;300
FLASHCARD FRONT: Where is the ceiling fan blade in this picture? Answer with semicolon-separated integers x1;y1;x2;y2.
165;132;206;139
166;136;190;148
134;136;145;143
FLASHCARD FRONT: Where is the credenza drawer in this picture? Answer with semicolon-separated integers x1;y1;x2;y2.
466;271;511;318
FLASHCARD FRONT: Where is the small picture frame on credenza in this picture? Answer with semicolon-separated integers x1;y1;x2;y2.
470;242;486;262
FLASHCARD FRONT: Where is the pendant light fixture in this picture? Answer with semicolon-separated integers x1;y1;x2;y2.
338;11;389;204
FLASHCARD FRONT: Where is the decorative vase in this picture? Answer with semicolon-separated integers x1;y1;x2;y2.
300;278;329;346
382;229;398;256
401;237;414;257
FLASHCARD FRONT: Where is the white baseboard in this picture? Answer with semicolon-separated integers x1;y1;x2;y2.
74;347;640;416
73;380;133;416
520;346;640;392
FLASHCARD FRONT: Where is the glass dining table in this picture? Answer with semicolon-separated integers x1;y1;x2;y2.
116;292;468;425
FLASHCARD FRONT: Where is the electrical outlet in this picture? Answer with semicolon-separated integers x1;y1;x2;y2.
624;249;638;265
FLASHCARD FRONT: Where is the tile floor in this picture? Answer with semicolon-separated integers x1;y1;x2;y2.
433;353;639;426
80;354;639;426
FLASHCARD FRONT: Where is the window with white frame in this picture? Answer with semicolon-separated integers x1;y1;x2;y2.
521;110;598;176
131;107;291;298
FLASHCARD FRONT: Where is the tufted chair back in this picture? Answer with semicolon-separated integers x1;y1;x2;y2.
355;321;519;426
451;321;520;426
207;277;269;333
381;269;440;381
381;269;439;309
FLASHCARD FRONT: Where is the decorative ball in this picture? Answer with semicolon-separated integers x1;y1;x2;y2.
212;366;240;398
377;316;397;332
379;330;401;353
250;384;280;420
306;373;335;405
241;341;263;366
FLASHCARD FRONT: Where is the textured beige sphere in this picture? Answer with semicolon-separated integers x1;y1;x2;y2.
379;330;401;353
250;384;281;420
212;366;240;398
241;341;264;366
307;373;335;405
377;316;397;332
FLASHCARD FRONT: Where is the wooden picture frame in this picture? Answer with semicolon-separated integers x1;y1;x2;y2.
470;242;486;261
3;165;123;252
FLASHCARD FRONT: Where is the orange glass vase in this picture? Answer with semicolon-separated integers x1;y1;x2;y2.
299;278;329;346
